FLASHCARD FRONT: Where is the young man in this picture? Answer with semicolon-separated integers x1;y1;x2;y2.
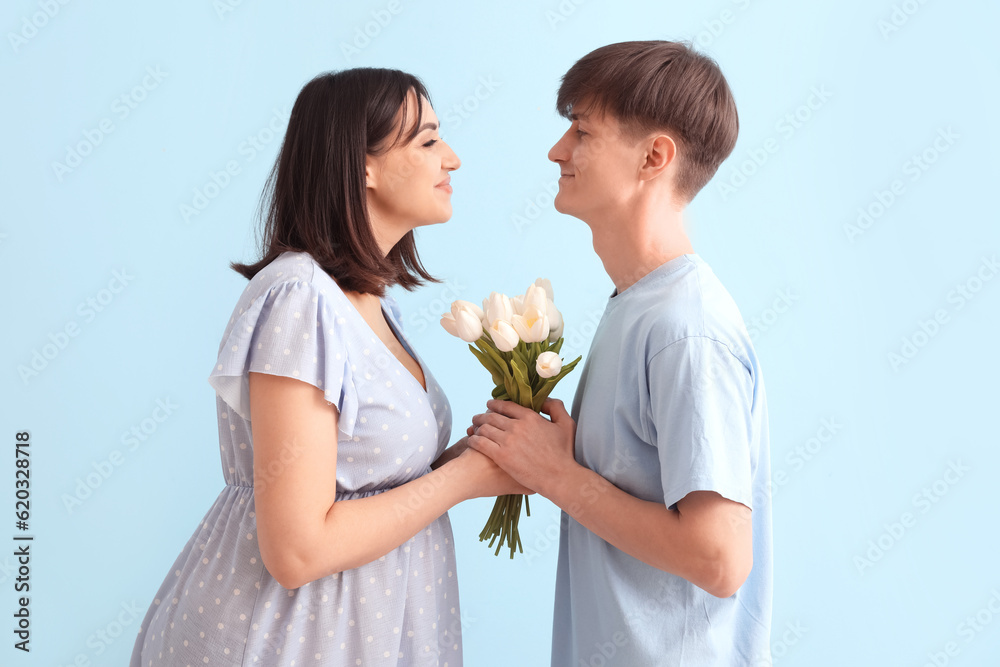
468;41;772;666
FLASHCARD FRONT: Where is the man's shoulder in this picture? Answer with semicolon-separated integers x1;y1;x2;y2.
628;263;749;354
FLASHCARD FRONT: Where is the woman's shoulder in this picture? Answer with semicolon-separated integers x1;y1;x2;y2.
257;252;406;330
250;250;318;290
240;250;350;306
215;251;350;338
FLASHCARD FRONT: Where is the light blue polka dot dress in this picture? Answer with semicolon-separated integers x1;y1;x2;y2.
130;250;462;666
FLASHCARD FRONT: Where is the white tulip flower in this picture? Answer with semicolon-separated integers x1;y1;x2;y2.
484;292;514;326
511;294;525;316
511;306;550;343
534;277;554;301
536;351;562;378
441;312;482;342
511;284;551;342
523;283;548;313
545;298;563;342
453;299;485;322
487;319;520;352
440;313;460;338
456;313;484;342
441;300;486;343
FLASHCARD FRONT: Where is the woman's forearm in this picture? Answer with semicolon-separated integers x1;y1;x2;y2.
285;456;473;588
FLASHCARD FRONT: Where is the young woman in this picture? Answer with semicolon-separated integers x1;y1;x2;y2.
129;68;529;666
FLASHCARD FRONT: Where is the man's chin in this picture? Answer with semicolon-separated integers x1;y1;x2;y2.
554;194;588;222
553;193;570;216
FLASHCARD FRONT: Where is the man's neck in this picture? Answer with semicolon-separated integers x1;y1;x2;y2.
590;206;694;296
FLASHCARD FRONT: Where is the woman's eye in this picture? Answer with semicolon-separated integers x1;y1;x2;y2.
423;139;439;147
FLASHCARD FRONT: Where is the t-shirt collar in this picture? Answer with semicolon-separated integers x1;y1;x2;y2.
607;254;700;306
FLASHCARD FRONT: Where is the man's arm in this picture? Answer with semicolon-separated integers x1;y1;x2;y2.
469;398;752;598
548;458;751;598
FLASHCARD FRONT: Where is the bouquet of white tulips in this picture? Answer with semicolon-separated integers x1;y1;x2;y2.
441;278;581;558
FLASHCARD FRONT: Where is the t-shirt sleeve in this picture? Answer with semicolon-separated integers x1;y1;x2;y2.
207;279;359;439
645;336;754;512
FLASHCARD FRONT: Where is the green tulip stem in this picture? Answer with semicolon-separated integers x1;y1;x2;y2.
468;335;579;558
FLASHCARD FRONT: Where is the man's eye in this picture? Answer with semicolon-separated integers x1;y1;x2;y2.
576;129;586;137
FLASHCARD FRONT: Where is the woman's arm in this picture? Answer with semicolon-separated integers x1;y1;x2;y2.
249;371;526;590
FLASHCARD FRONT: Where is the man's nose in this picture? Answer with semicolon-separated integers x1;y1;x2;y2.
548;135;569;163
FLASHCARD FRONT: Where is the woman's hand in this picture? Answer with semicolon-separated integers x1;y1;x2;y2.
429;421;487;469
452;444;535;499
430;435;472;470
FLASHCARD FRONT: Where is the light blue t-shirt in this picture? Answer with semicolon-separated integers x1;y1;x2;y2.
551;253;772;667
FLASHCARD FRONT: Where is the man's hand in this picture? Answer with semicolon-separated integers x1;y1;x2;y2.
468;397;579;496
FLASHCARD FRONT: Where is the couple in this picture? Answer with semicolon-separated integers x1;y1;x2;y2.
130;40;772;667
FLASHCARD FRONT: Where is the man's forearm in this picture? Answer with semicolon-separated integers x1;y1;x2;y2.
543;462;733;597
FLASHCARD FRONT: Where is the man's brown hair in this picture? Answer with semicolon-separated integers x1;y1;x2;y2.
556;40;739;204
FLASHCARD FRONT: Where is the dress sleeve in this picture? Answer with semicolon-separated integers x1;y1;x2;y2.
644;336;755;512
207;279;360;440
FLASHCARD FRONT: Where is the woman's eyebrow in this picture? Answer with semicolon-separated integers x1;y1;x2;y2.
417;122;438;133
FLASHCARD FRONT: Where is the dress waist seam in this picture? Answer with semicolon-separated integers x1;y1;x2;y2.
224;482;394;499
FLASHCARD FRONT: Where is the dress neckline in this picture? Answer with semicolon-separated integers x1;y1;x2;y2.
276;250;431;396
338;289;430;396
380;301;430;395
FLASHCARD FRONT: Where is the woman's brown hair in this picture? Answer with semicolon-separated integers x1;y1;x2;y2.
230;68;441;296
556;40;739;204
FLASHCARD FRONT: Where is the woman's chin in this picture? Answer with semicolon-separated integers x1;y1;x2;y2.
432;205;454;224
411;213;451;229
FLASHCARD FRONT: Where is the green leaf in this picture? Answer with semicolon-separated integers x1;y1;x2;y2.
510;358;534;409
530;354;583;411
511;346;530;375
477;339;513;385
531;377;558;411
524;346;540;387
468;344;503;386
550;355;582;383
503;373;518;404
562;354;582;372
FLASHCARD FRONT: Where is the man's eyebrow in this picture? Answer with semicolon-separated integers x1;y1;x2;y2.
569;112;589;121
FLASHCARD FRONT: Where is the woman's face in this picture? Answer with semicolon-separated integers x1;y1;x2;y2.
365;89;460;251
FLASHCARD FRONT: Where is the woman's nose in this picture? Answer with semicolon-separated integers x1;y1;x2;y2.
445;144;461;171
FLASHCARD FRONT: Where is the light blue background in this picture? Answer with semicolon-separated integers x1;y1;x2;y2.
3;1;998;665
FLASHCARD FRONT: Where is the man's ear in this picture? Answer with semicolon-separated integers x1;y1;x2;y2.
640;133;678;182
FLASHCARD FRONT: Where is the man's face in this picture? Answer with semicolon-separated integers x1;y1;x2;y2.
547;99;644;225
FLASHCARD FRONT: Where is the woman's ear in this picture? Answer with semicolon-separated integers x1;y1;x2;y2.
364;153;382;190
